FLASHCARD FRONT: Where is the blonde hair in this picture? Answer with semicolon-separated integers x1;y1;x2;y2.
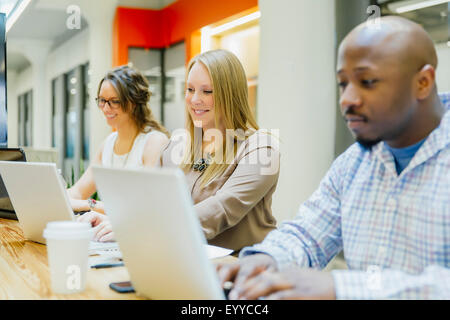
181;49;259;187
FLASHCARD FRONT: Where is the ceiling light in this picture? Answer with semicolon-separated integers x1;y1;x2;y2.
0;0;18;17
201;11;261;52
209;11;261;36
388;0;450;14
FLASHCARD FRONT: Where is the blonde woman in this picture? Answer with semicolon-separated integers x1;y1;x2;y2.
70;66;169;218
83;50;280;247
163;49;280;251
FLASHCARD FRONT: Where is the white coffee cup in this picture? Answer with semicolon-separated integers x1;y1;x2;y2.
43;221;93;294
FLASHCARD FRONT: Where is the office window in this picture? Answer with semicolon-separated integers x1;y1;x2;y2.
18;90;32;147
82;63;90;161
163;42;186;132
128;48;163;124
51;79;56;148
128;42;186;132
379;0;449;45
65;69;76;159
51;75;66;171
51;64;88;181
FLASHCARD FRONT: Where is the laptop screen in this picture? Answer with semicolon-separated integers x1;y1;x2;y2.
0;148;26;216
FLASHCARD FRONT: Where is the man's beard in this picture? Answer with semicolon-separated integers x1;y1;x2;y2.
356;137;382;150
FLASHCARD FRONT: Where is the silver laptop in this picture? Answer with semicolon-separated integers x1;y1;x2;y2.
92;165;225;300
0;161;75;244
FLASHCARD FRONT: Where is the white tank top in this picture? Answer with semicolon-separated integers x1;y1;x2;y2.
101;130;164;169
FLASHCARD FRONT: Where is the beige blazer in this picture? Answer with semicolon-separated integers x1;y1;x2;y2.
161;130;280;251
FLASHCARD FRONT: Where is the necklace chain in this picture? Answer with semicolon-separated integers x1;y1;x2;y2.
111;150;131;168
112;132;139;168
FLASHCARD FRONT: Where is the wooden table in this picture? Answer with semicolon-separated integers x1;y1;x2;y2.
0;218;235;299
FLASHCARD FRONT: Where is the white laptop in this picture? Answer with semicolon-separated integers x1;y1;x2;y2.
92;165;226;300
0;161;76;244
0;161;117;254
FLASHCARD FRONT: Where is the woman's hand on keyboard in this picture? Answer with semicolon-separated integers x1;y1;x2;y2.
77;211;115;242
77;210;105;227
93;220;115;242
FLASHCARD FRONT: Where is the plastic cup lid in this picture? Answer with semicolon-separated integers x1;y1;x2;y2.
43;221;93;240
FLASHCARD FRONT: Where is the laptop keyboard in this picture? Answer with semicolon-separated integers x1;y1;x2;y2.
89;241;121;256
74;210;89;216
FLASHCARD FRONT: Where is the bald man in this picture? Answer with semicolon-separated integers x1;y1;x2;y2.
216;16;450;300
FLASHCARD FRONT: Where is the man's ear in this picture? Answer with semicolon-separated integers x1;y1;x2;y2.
415;64;436;100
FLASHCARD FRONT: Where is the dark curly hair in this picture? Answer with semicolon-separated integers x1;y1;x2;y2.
97;65;169;137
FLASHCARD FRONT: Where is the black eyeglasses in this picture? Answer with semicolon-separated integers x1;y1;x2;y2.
96;97;122;109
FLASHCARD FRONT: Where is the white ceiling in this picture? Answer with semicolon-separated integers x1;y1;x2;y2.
6;0;178;72
7;1;88;43
6;0;87;72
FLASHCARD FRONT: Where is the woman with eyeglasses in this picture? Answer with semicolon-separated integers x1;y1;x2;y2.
68;65;170;216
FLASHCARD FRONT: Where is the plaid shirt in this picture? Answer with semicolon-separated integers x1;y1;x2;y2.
241;93;450;299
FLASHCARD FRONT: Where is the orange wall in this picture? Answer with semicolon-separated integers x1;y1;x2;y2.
113;0;258;66
113;8;163;66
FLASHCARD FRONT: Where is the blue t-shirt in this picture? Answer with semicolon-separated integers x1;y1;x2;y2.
385;138;426;174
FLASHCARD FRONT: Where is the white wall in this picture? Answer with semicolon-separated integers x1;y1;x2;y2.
14;66;33;96
82;0;119;158
258;0;337;223
436;43;450;93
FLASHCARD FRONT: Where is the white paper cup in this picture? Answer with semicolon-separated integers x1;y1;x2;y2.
43;221;93;294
